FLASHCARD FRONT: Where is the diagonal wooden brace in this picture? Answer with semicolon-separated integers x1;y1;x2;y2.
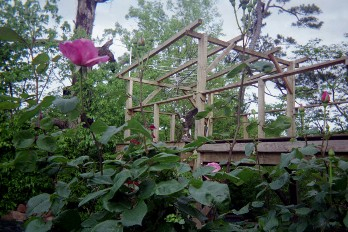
268;54;293;94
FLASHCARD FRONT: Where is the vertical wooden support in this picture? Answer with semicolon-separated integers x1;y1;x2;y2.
206;93;214;136
170;114;176;142
194;34;208;139
286;61;296;137
124;79;133;139
258;79;265;138
153;103;160;142
242;115;249;139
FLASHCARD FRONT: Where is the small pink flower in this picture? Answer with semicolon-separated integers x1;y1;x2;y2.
321;91;330;104
206;162;221;172
130;139;141;145
59;39;109;67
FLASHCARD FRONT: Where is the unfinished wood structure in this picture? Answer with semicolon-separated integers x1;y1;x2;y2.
116;19;348;164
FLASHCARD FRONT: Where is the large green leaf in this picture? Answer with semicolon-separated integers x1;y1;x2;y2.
106;169;132;200
27;193;51;216
245;143;255;156
138;179;156;199
299;145;319;156
56;181;71;198
226;63;248;79
150;153;180;163
121;200;147;227
91;220;123;232
25;218;52;232
195;109;212;120
0;27;26;43
13;150;37;172
189;181;230;209
184;136;213;149
32;53;50;65
13;130;35;148
36;134;57;152
125;118;152;139
279;150;296;169
0;101;20;110
67;156;89;167
192;166;215;179
295;207;311;216
250;61;274;73
155;178;189;195
78;188;110;207
91;120;108;134
269;172;290;190
263;115;291;137
176;163;191;174
53;97;79;113
343;211;348;228
232;203;250;215
100;125;126;144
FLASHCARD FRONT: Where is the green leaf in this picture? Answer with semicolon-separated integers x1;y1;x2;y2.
32;53;50;65
176;163;191;174
226;63;248;79
189;181;230;209
67;156;89;167
91;220;123;232
121;200;147;227
13;150;37;172
52;55;61;62
91;120;108;134
192;166;215;179
299;145;319;156
54;209;81;231
36;134;57;152
295;207;311;216
27;193;51;216
184;136;213;149
150;153;180;163
195;109;212;120
36;63;49;74
56;181;71;198
40;96;56;108
0;101;20;110
81;211;108;228
0;27;26;43
138;179;156;199
155;178;189;195
232;203;249;215
343;211;348;228
338;160;348;171
269;172;290;190
279;150;296;169
53;97;79;113
125;118;152;139
250;61;274;73
176;199;207;222
40;117;53;130
263;115;291;137
252;201;264;208
106;169;132;200
25;218;52;232
18;105;40;124
79;188;110;207
245;143;255;156
47;155;68;163
100;125;126;144
13;130;35;148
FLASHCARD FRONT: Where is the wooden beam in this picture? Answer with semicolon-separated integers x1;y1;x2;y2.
133;109;174;115
242;115;249;139
153;103;160;142
170;114;176;142
156;36;242;82
258;79;265;138
124;78;133;139
268;54;293;94
182;90;196;107
286;61;296;137
186;30;291;66
118;76;192;91
207;93;214;137
130;93;194;110
203;57;347;95
142;87;162;105
116;19;202;77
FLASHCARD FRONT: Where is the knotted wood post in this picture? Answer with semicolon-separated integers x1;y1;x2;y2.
153;103;160;142
258;79;265;138
124;78;133;139
194;33;208;139
242;115;249;139
286;61;296;137
170;114;176;142
206;93;214;136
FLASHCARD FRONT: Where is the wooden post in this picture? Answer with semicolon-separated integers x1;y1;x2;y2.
286;61;296;137
194;34;208;139
124;78;133;139
153;103;160;142
170;114;176;142
258;79;265;138
242;115;249;139
206;93;214;136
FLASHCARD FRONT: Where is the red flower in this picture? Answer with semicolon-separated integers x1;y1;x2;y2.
149;124;156;130
130;139;141;145
321;91;330;104
59;39;109;67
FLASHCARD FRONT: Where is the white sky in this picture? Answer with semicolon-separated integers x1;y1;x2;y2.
57;0;348;58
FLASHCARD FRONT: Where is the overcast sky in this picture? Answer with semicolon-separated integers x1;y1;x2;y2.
57;0;348;58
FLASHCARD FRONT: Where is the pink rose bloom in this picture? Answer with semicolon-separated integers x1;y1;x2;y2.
59;39;109;67
321;91;330;104
206;162;221;172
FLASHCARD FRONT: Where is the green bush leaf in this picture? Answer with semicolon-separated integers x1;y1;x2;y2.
295;207;311;216
184;136;213;149
78;188;110;207
56;181;71;198
121;200;147;227
53;97;79;113
245;143;255;156
343;211;348;228
155;178;188;195
189;181;230;209
176;163;191;174
67;156;89;167
299;145;319;156
232;203;249;215
91;220;123;232
54;209;81;231
27;193;51;216
125;118;152;139
150;153;180;163
100;125;126;144
0;101;20;110
36;134;57;152
279;150;296;169
226;63;248;79
192;166;215;179
91;120;108;134
269;172;290;190
13;130;35;148
106;169;132;200
195;109;211;120
36;63;49;74
32;53;50;65
25;218;52;232
0;27;26;43
138;179;156;199
13;150;37;172
250;61;274;73
263;115;291;137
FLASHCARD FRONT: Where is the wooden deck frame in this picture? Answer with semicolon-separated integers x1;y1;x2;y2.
117;19;348;145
